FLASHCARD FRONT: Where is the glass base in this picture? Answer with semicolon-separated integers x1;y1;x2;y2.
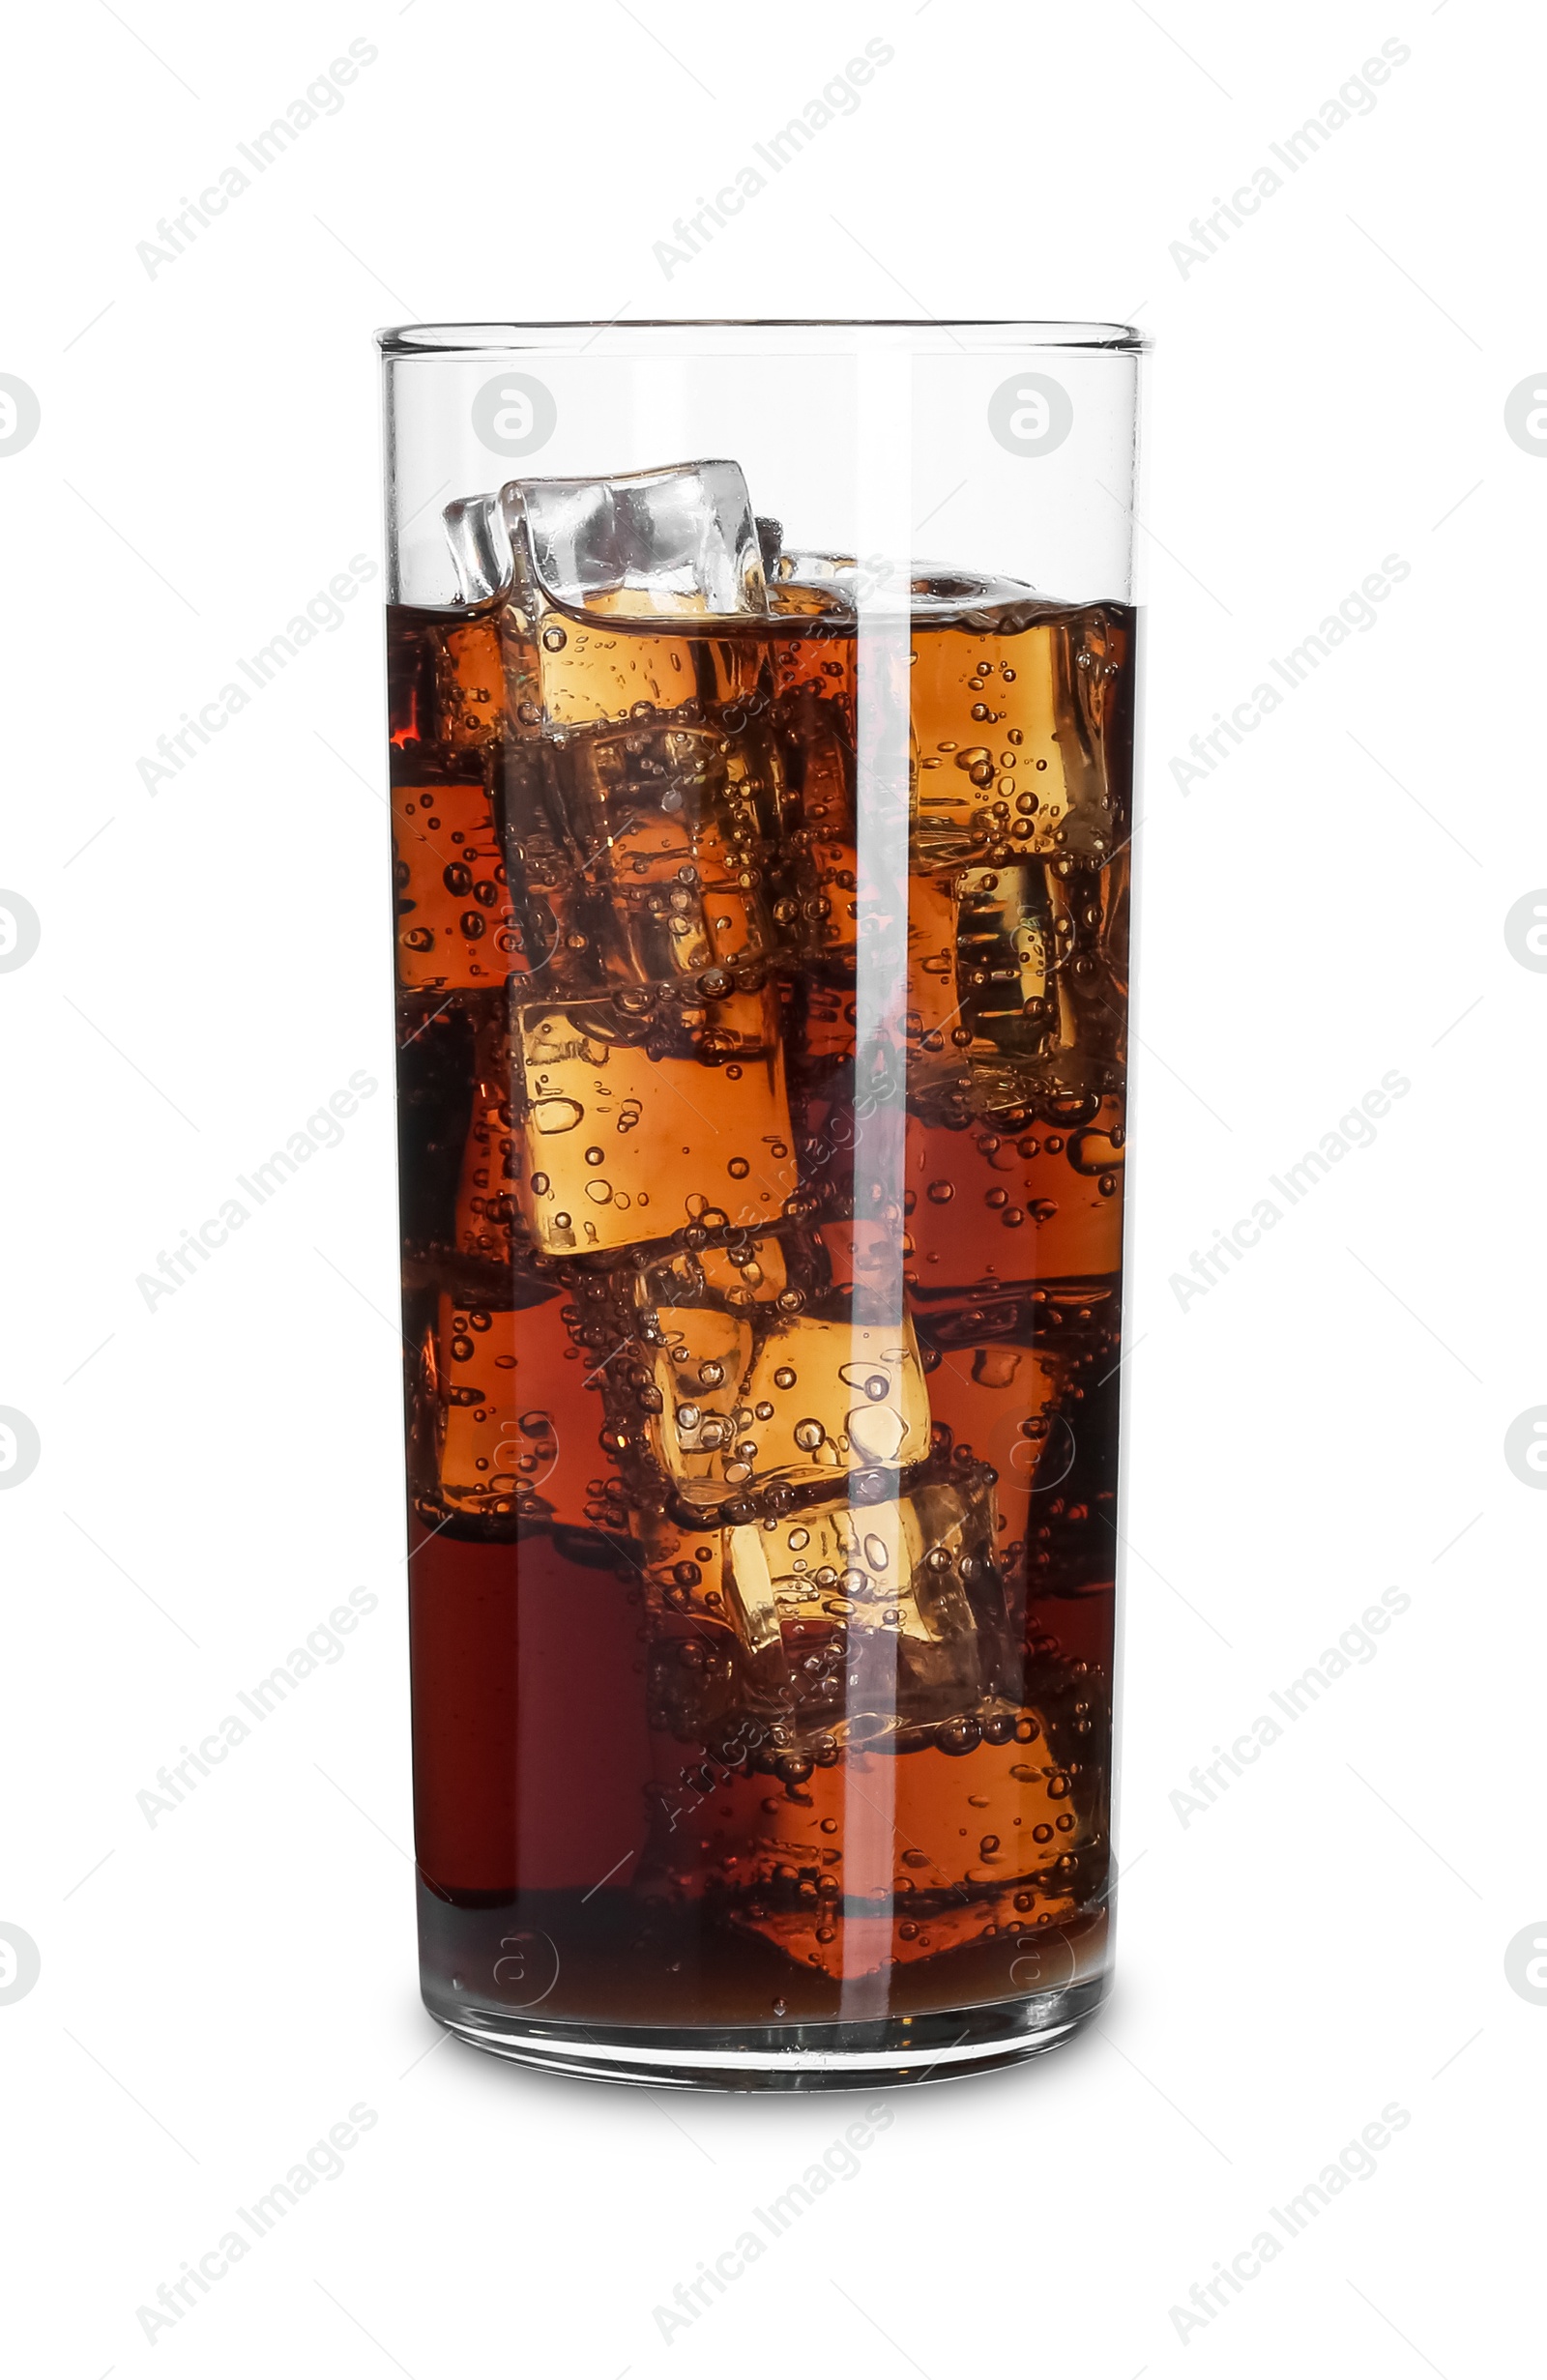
424;1974;1108;2092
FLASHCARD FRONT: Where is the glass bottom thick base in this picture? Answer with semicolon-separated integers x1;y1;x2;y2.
425;1975;1107;2092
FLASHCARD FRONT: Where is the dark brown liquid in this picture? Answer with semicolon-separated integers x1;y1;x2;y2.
389;556;1132;2029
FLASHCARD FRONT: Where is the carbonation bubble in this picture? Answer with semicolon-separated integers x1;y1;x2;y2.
793;1420;825;1451
850;1405;905;1462
926;1180;953;1205
532;1099;584;1134
541;625;567;651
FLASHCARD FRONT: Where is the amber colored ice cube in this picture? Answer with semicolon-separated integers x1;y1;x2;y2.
923;1340;1062;1550
440;618;507;747
726;1472;993;1722
953;864;1057;1041
511;987;798;1255
702;1715;1085;1973
905;869;964;1050
426;1292;612;1529
511;597;767;731
452;1010;526;1266
645;1232;792;1311
910;613;1075;856
772;682;856;960
643;1305;756;1504
553;732;775;989
393;761;518;992
734;1311;932;1489
640;1307;929;1505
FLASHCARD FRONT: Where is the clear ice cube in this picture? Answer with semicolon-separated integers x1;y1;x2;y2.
449;461;769;620
516;462;766;616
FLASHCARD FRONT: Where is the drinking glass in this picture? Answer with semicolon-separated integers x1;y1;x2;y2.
378;319;1143;2088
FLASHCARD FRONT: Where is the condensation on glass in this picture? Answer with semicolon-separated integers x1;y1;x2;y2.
378;321;1144;2089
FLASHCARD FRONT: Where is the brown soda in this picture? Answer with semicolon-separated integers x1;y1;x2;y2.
391;556;1132;2028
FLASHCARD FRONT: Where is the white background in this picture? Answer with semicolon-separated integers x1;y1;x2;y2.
2;1;1541;2372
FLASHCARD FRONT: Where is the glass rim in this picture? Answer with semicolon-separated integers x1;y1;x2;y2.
377;318;1149;358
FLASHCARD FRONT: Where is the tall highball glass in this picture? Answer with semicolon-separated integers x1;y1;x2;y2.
378;320;1142;2089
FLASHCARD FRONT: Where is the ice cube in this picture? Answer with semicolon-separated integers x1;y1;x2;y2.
502;461;768;620
495;726;779;1001
921;1339;1063;1550
636;1228;797;1314
439;618;507;746
636;1307;931;1508
554;719;779;986
448;463;770;619
452;1004;525;1267
904;861;1070;1092
737;1312;931;1486
904;868;964;1052
720;1468;1009;1742
642;1304;755;1506
445;462;774;738
444;490;512;605
699;1718;1088;1977
958;864;1055;1014
789;979;854;1083
768;547;859;617
762;674;858;969
417;1289;615;1531
909;600;1129;866
391;750;519;991
510;985;798;1255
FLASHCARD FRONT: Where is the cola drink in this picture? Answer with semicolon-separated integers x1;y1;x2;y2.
387;460;1132;2068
